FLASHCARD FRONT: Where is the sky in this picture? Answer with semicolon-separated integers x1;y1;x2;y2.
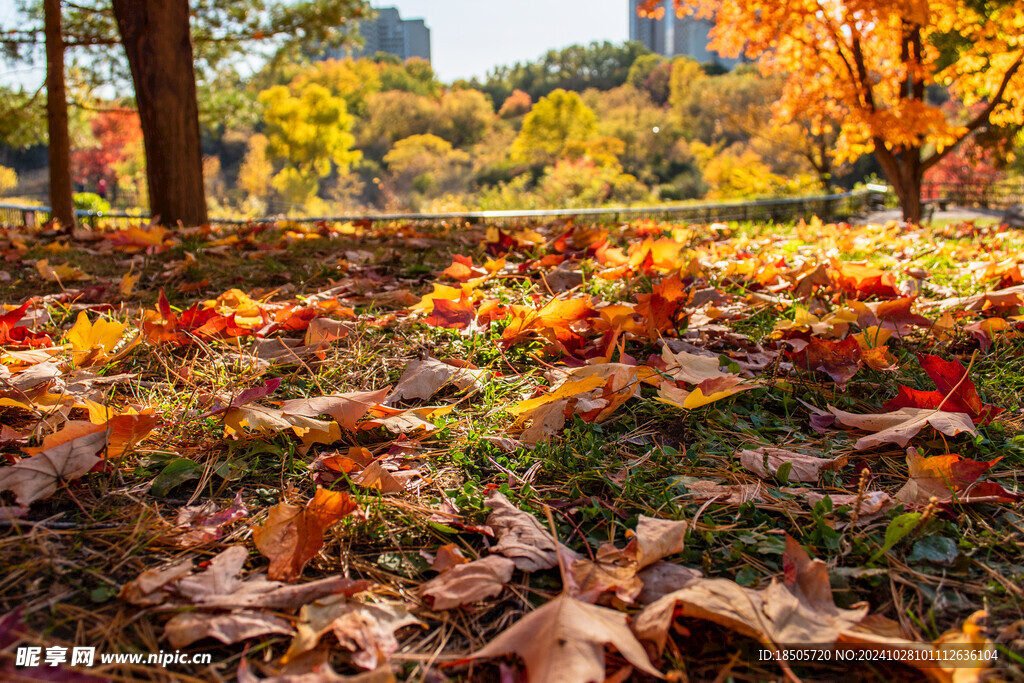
379;1;628;82
0;0;630;87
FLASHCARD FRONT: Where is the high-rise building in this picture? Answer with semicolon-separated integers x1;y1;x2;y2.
628;0;738;68
332;6;431;62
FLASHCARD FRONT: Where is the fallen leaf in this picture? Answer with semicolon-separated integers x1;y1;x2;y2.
165;610;293;648
788;336;862;388
286;595;423;670
462;593;663;681
173;491;249;546
384;358;487;405
419;555;515;610
0;430;107;504
485;491;574;572
657;375;753;410
883;354;1003;424
826;405;976;450
894;448;1019;506
253;489;359;581
281;388;391;430
738;447;848;483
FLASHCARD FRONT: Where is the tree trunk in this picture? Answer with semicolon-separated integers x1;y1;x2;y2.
44;0;76;234
873;141;923;223
111;0;207;226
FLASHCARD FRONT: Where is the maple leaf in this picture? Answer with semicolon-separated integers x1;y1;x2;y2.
657;375;753;410
281;387;390;430
285;595;423;670
172;491;249;547
64;311;139;367
425;294;476;330
165;611;293;649
883;354;1003;424
634;273;690;338
894;448;1019;506
738;447;848;483
0;430;107;504
0;302;53;348
384;358;487;405
829;259;899;299
485;491;575;572
36;259;91;283
824;405;976;450
253;488;359;581
462;593;663;682
788;336;862;388
419;555;515;610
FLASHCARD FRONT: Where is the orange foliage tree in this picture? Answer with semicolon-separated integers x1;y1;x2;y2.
643;1;1024;221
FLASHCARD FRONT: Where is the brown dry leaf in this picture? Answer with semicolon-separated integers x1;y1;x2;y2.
826;406;976;449
656;375;754;410
419;555;515;610
349;460;405;494
172;491;249;547
629;516;688;569
634;536;868;653
0;429;107;504
164;610;294;648
463;593;663;681
677;479;768;504
281;388;391;430
636;562;703;604
304;318;353;346
569;543;644;605
430;543;469;572
253;489;359;581
285;595;424;670
738;447;848;483
485;491;572;572
358;404;446;434
659;346;735;385
120;546;371;611
384;358;487;405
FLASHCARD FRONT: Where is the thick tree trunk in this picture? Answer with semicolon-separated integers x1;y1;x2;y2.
111;0;207;226
873;141;923;223
44;0;76;234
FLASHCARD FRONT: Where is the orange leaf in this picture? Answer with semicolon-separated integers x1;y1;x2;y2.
253;488;359;582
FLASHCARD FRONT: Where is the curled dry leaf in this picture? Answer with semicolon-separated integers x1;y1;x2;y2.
173;491;249;547
485;491;574;572
825;405;976;450
253;488;359;582
462;593;663;682
120;545;371;611
419;555;515;610
384;357;487;405
285;595;423;670
0;430;107;505
738;447;848;483
165;610;293;649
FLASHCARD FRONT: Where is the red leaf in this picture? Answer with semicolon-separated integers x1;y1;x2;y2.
884;354;1003;424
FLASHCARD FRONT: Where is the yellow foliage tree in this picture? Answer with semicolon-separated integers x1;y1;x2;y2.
258;83;360;210
509;89;598;166
646;0;1024;221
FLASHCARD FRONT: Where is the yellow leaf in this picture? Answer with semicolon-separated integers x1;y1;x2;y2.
119;271;139;296
65;312;131;366
508;375;606;420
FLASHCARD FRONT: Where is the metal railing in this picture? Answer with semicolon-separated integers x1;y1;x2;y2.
0;188;879;230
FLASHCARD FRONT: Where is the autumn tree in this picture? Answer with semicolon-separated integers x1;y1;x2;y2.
509;89;598;166
258;83;360;210
237;134;274;203
647;0;1024;221
2;0;368;226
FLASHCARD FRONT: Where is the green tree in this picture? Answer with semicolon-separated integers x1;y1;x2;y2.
510;89;598;166
258;83;360;208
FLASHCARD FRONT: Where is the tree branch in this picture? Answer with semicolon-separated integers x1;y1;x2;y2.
921;50;1024;172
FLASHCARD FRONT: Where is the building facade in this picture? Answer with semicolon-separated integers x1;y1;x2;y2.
628;0;738;68
335;6;431;62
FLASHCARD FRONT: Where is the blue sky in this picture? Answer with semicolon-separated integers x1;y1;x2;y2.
0;0;629;87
